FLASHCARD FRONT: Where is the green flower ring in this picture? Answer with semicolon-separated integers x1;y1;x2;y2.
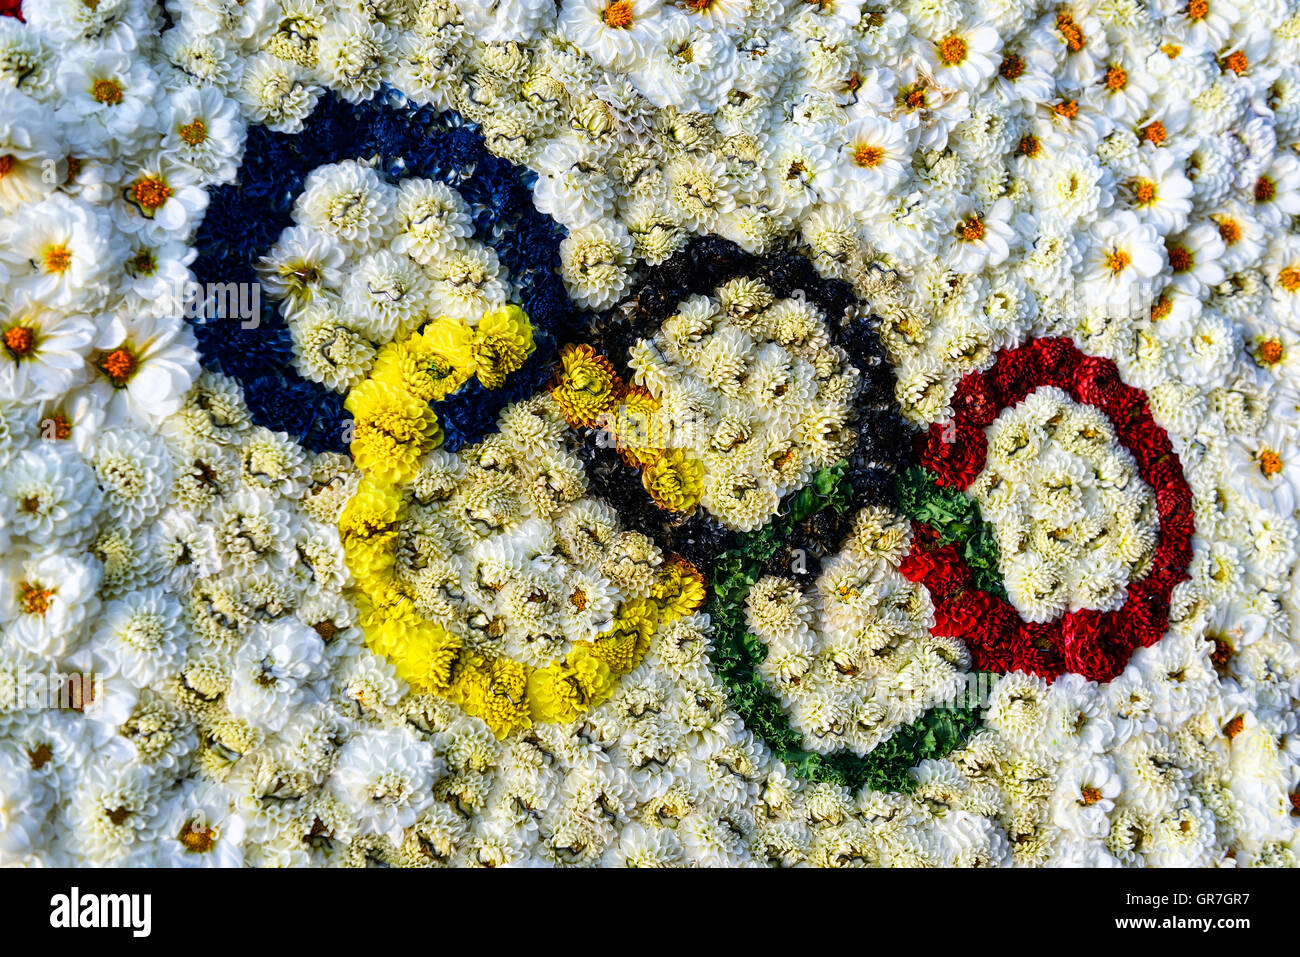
705;463;988;793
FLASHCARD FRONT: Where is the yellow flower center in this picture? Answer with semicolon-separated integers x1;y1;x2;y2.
1257;338;1283;365
957;215;985;242
130;175;173;212
1223;51;1248;74
92;78;124;105
20;581;54;617
602;0;634;28
1132;178;1157;205
1217;218;1241;243
1106;249;1130;273
1187;0;1208;21
1105;65;1127;89
180;823;217;854
43;244;72;274
938;36;967;65
853;143;884;168
179;119;209;146
3;326;34;358
1259;449;1282;478
1139;121;1167;146
98;347;137;386
1056;11;1086;52
1279;265;1300;291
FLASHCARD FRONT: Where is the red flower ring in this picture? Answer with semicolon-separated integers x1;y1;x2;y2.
902;337;1194;683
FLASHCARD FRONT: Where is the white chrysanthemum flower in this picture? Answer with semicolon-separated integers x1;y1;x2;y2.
0;551;101;659
559;221;636;309
294;160;396;252
88;312;201;426
342;249;433;341
237;53;321;133
90;588;186;690
227;619;329;734
392;177;473;266
329;727;442;841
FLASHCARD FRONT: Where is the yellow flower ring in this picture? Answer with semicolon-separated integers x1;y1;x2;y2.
338;313;707;738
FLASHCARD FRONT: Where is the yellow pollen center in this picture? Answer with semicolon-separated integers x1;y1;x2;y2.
938;36;967;65
602;0;634;28
43;244;72;274
1187;0;1208;21
1140;121;1167;146
958;215;985;242
1257;338;1283;365
98;347;137;386
131;176;172;211
179;119;209;146
1132;179;1156;205
1217;219;1241;243
1279;265;1300;291
4;326;34;358
1080;786;1102;805
92;78;123;105
180;823;217;853
20;582;54;617
853;143;884;168
1259;449;1282;478
1106;249;1131;273
1057;12;1086;52
1105;65;1127;89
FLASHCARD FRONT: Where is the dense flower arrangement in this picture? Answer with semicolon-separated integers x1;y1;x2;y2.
1;0;1299;869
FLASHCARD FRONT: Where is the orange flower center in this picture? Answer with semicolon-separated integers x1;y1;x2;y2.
1106;249;1130;273
999;53;1025;80
1187;0;1208;21
1132;178;1156;205
1257;338;1284;365
1080;786;1102;805
570;588;589;611
180;823;217;854
1259;449;1282;477
130;175;172;212
938;36;967;65
43;244;72;274
98;347;137;386
1217;218;1241;243
1254;176;1276;203
1279;265;1300;291
1150;293;1172;321
1056;11;1086;52
1167;245;1192;272
1162;43;1182;58
853;143;884;168
1017;134;1040;157
20;582;54;617
1139;121;1166;146
0;154;14;177
902;86;926;110
1223;714;1244;738
1223;51;1248;74
43;413;72;440
1105;65;1127;89
957;215;985;242
178;118;208;146
1054;99;1078;119
3;326;34;358
92;78;123;105
601;0;634;27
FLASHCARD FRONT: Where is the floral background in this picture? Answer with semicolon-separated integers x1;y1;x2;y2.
0;0;1298;866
